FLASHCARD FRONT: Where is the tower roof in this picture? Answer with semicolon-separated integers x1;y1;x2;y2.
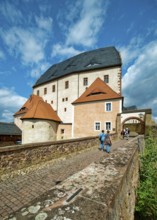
72;78;123;104
33;46;121;88
14;95;61;122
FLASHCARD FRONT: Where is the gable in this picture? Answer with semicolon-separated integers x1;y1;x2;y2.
72;78;123;104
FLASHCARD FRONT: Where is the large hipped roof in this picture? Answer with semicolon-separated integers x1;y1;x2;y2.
33;46;121;88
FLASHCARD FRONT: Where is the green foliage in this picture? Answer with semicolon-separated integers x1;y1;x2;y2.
135;135;157;219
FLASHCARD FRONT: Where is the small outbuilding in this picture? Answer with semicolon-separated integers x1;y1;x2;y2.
0;122;22;146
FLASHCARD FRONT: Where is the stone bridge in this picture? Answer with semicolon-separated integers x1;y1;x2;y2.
0;136;144;220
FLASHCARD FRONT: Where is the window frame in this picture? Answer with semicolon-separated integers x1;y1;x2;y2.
104;75;109;83
105;121;112;131
105;102;112;112
94;121;101;131
83;77;88;86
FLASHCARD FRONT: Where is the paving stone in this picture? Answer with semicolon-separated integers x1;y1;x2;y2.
0;140;128;218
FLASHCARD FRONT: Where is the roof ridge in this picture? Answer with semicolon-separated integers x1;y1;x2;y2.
33;46;121;88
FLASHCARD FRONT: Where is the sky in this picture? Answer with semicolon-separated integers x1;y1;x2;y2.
0;0;157;123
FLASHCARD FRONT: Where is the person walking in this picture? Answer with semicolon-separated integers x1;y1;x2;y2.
121;128;126;139
125;128;130;140
99;130;106;151
104;130;112;153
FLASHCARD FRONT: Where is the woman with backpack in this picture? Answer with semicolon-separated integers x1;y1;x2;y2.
104;130;112;153
98;130;106;151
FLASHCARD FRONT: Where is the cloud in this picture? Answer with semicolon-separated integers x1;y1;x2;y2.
118;37;143;68
122;40;157;122
66;0;107;47
35;16;53;32
30;62;51;78
0;50;5;59
1;27;45;64
52;44;82;58
57;0;108;48
0;1;23;24
0;87;27;122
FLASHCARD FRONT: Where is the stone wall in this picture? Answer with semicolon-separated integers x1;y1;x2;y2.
7;136;144;220
35;136;142;220
0;136;100;178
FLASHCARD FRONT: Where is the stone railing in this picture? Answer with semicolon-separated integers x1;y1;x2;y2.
5;136;144;220
34;136;143;220
0;136;100;179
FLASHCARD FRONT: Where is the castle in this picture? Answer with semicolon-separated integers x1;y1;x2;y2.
14;46;151;144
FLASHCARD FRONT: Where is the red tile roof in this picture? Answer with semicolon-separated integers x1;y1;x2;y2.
14;95;61;122
72;77;122;104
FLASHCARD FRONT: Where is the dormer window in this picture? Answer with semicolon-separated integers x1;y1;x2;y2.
87;88;105;96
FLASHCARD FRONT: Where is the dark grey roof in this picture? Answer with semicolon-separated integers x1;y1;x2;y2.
0;122;22;135
33;46;122;88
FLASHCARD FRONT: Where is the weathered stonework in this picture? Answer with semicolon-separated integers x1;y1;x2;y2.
0;136;100;179
9;136;143;220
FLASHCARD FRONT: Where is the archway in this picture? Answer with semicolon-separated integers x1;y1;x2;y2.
122;117;145;134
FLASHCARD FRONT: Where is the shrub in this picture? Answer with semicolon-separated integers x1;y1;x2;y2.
135;135;157;219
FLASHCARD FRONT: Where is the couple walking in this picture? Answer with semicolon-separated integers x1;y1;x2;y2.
99;130;112;153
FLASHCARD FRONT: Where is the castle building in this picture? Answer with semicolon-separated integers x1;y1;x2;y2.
14;46;123;143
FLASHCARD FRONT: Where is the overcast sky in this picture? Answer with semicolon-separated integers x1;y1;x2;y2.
0;0;157;122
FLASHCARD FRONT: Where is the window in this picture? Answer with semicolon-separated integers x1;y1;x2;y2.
104;75;109;83
51;100;53;104
44;87;47;95
64;108;67;112
32;125;34;128
105;122;111;131
61;129;64;134
52;85;55;92
66;97;68;101
83;77;88;86
65;81;69;89
37;90;40;96
105;102;112;112
62;98;64;102
95;122;101;131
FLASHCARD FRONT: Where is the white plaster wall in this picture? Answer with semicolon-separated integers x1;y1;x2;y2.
14;115;23;130
22;119;58;144
78;67;121;96
57;75;78;123
33;81;58;111
33;66;121;124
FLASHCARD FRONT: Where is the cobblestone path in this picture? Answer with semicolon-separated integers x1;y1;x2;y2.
0;139;127;219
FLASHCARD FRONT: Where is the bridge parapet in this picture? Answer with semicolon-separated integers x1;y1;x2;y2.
8;136;144;220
